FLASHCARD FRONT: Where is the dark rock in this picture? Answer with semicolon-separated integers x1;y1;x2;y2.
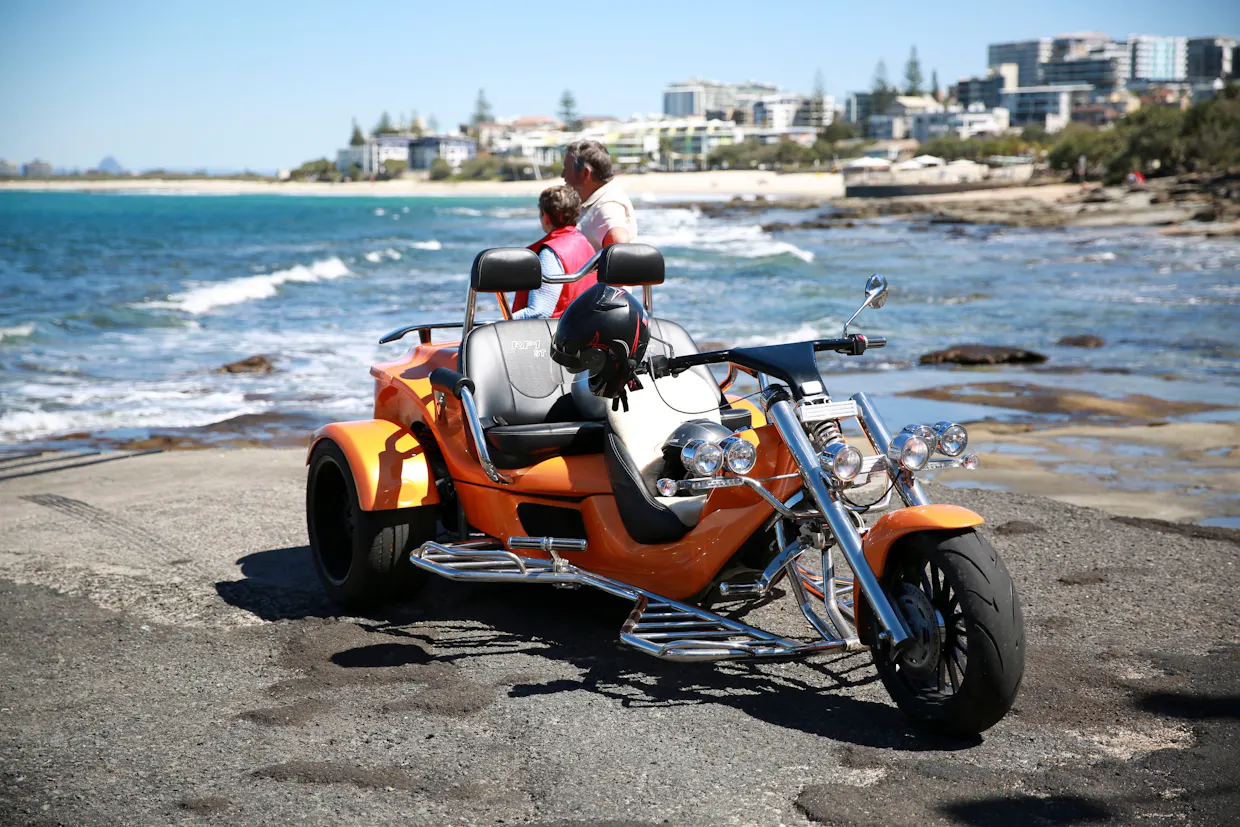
218;354;275;374
1058;334;1106;349
994;520;1044;536
919;345;1048;366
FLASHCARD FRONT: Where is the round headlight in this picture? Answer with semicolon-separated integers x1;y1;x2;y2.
887;432;931;471
656;478;679;497
820;443;863;483
903;424;939;452
681;438;723;477
720;436;757;475
934;421;969;457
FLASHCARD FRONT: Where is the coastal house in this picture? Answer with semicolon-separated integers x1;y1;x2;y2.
410;135;477;172
910;105;1010;144
1000;83;1093;131
335;135;416;177
0;159;19;177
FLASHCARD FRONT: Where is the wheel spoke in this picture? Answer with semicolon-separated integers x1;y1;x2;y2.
937;658;948;693
947;653;961;693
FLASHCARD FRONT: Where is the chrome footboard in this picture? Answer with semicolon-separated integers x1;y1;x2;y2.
411;538;864;663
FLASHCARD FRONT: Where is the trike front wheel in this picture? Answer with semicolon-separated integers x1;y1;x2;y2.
872;528;1024;736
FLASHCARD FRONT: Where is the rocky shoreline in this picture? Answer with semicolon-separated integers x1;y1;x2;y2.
671;173;1240;236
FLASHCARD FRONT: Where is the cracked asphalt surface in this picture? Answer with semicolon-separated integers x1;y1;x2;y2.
1;448;1237;826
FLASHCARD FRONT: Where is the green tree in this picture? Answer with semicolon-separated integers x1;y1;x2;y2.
1181;84;1240;172
1047;123;1124;180
1020;123;1050;145
347;163;362;181
373;111;397;135
290;157;334;181
408;109;423;136
1107;105;1187;180
379;158;408;180
819;119;858;143
558;90;581;130
349;119;365;146
427;114;439;135
813;69;826;100
871;60;896;115
930;69;940;100
472;89;494;126
904;46;924;96
429;157;452;180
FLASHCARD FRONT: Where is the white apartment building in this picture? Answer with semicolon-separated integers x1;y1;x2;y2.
1129;34;1188;82
410;136;476;171
663;78;780;123
910;106;1010;143
0;159;19;177
1000;83;1093;132
335;135;416;176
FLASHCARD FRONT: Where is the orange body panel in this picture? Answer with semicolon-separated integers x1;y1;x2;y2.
342;338;803;595
309;420;440;511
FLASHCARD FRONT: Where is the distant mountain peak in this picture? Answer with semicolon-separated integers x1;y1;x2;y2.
97;156;125;174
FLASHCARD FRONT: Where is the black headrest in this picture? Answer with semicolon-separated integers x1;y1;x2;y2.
470;248;542;293
597;243;665;286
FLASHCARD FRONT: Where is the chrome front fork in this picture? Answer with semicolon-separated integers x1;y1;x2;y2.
766;392;912;649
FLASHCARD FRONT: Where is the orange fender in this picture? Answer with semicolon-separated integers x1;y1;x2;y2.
853;504;984;644
308;420;440;512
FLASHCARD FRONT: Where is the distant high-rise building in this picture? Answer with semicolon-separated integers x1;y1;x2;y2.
1187;36;1238;81
1042;39;1131;94
662;79;779;123
0;159;19;178
988;38;1052;86
955;63;1019;109
845;92;874;124
21;160;54;178
1128;35;1188;81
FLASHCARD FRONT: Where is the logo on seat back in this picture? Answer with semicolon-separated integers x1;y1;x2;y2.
511;340;545;358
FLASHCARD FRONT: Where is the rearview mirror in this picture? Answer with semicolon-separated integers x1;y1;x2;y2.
865;273;888;309
843;273;889;336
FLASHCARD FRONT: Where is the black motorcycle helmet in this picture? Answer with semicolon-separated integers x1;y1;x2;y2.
551;283;650;399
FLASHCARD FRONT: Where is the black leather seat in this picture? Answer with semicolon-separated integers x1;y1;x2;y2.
461;319;608;468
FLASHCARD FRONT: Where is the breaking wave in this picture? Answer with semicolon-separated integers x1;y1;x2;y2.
136;257;351;314
408;239;443;251
0;322;35;343
641;208;815;262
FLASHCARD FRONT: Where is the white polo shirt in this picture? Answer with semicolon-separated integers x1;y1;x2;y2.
577;179;638;250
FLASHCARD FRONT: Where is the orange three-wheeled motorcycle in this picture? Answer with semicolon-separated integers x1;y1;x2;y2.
306;243;1024;735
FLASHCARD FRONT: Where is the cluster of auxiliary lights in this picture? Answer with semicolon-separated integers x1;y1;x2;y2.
820;421;978;485
656;436;757;497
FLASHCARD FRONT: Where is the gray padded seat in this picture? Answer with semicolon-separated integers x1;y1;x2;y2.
461;319;608;469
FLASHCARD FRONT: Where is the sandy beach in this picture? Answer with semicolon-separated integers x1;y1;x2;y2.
1;169;849;198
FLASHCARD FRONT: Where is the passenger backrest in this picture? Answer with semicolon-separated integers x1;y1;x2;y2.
462;320;608;428
608;370;722;481
647;318;722;401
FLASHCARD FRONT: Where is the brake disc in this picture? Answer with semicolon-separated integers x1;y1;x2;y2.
893;582;945;679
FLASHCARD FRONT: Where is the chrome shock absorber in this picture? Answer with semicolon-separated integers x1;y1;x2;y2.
803;394;845;452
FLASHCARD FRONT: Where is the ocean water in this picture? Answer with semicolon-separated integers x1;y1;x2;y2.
1;190;1238;448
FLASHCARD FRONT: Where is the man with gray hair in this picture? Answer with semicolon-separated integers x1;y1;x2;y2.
562;140;637;251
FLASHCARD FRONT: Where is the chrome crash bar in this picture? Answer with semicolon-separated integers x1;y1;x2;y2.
457;384;513;485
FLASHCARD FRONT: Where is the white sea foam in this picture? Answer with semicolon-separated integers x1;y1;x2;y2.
137;257;351;314
364;251;382;263
0;323;35;342
441;207;483;217
408;239;443;251
374;208;386;216
641;208;815;262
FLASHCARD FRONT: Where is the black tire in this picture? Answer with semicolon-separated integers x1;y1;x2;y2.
306;439;436;610
872;528;1024;736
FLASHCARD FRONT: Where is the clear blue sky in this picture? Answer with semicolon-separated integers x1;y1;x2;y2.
1;0;1235;171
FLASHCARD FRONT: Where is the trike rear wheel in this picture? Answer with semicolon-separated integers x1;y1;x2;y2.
872;528;1024;736
306;439;435;611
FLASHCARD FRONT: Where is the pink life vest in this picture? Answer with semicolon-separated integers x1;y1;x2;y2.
513;225;598;318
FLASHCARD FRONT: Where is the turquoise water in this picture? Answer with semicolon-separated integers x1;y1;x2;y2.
1;190;1238;447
